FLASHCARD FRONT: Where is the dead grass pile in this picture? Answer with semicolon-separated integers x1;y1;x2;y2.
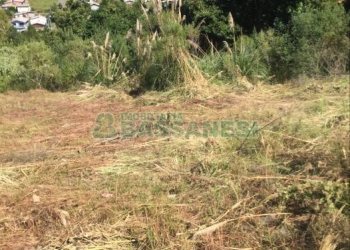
76;83;133;102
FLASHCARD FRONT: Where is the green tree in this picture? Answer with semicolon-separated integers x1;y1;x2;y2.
0;9;10;44
51;0;91;37
85;0;142;38
182;0;347;44
182;0;235;46
270;1;350;80
10;41;61;91
0;47;20;92
55;38;95;86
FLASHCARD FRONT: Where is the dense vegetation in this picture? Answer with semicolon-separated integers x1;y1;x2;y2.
0;0;349;92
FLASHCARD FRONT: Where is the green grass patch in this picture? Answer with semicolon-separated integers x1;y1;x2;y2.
29;0;57;11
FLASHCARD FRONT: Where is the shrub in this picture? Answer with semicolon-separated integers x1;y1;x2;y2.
198;52;228;83
0;9;10;45
182;0;235;46
270;1;350;80
55;38;95;87
85;0;142;38
10;42;61;91
0;47;21;92
280;181;350;216
51;0;91;37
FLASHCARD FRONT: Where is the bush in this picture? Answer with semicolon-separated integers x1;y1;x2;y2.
199;33;270;83
51;0;91;37
55;38;95;87
10;42;61;91
0;9;10;45
281;181;350;216
270;1;350;80
182;0;235;46
267;31;294;81
85;0;142;38
0;47;21;92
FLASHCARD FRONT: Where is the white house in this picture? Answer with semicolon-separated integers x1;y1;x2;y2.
30;15;48;30
1;0;26;9
123;0;171;6
16;4;31;13
90;1;100;11
84;0;100;11
124;0;135;4
11;16;29;32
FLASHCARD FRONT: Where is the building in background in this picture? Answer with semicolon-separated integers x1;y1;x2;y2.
3;0;49;32
29;15;48;30
1;0;27;9
11;16;29;32
16;3;31;13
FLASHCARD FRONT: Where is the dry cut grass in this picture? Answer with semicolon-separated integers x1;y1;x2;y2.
0;76;349;249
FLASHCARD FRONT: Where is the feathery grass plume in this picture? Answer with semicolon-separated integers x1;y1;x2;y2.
129;5;213;97
223;41;233;55
136;19;142;35
91;33;128;85
104;32;110;48
320;234;338;250
228;12;235;31
141;4;149;21
152;0;162;13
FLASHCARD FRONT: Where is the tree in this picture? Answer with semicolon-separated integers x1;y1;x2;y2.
182;0;346;44
0;9;10;44
51;0;91;37
11;42;61;91
85;0;142;38
182;0;235;46
0;47;20;92
269;1;349;80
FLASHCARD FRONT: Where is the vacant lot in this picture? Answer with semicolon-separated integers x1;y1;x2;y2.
29;0;57;11
0;78;349;249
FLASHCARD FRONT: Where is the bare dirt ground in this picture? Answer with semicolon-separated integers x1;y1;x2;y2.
0;78;349;249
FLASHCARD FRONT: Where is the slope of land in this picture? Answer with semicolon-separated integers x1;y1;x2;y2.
29;0;57;11
0;77;349;249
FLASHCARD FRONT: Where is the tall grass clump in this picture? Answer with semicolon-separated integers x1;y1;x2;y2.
91;33;128;86
199;14;270;84
132;0;208;95
227;33;269;82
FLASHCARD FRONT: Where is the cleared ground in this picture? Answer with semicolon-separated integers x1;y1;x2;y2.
0;78;349;249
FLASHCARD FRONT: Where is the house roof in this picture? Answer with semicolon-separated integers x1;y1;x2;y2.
17;4;30;8
14;11;36;18
1;0;27;8
11;16;29;24
30;16;47;26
